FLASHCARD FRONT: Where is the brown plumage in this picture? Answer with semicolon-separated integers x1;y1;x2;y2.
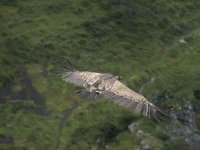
59;65;167;119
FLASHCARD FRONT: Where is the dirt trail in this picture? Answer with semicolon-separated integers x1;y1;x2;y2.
139;27;200;94
158;27;200;62
0;135;15;145
0;74;45;106
54;105;78;150
0;74;47;115
22;74;45;106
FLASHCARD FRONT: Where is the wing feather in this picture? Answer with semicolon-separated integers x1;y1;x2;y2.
102;81;166;117
59;69;113;87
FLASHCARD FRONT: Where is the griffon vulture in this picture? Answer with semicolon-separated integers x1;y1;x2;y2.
59;60;168;119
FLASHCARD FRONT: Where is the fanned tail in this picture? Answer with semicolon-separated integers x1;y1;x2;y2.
76;89;99;100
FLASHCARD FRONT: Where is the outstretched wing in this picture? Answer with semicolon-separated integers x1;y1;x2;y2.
59;60;167;119
59;68;113;87
102;80;166;118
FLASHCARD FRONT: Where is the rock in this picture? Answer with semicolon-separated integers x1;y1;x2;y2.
91;138;106;150
164;102;200;150
128;123;162;150
128;122;139;134
90;146;96;150
105;145;109;149
140;140;152;150
179;39;186;43
136;130;146;139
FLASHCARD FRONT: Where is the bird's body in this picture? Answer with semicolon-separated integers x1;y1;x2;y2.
59;66;167;119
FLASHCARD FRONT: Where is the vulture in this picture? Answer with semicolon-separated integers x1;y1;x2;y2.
59;60;168;120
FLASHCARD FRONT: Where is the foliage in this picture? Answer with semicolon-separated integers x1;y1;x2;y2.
0;0;200;149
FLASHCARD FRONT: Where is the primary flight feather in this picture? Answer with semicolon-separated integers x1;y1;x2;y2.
59;63;167;119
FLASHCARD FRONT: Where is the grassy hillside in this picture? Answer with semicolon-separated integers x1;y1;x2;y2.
0;0;200;149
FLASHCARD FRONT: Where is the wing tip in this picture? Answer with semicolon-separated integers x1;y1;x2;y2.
57;57;77;76
145;103;173;122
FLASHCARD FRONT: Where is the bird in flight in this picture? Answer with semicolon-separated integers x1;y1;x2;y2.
59;59;168;120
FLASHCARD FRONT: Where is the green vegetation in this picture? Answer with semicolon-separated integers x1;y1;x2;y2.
0;0;200;149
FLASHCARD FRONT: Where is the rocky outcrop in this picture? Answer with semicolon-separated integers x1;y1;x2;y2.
128;122;162;150
164;102;200;150
127;102;200;150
